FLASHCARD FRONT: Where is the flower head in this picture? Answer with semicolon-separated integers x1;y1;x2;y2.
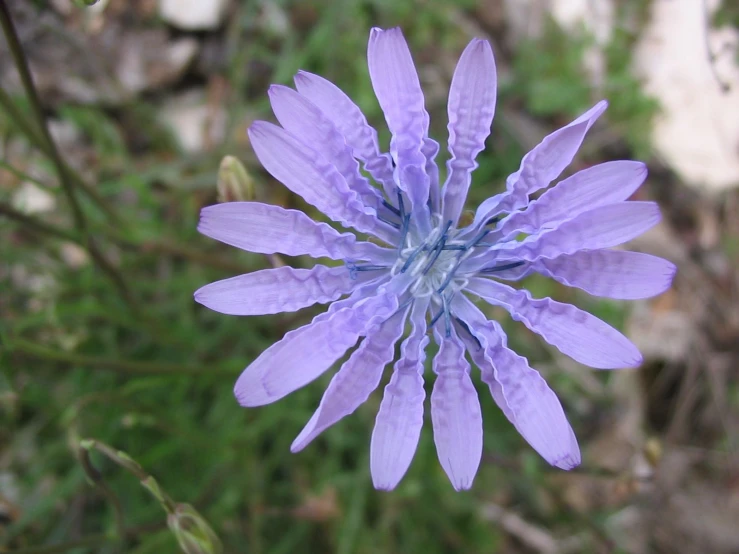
195;28;675;490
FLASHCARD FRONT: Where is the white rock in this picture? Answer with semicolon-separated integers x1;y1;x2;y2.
550;0;614;88
160;90;226;153
158;0;229;31
12;182;56;214
503;0;614;87
634;0;739;192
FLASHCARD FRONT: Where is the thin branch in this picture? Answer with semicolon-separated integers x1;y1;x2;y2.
76;447;127;547
10;533;116;554
0;201;81;243
0;86;119;222
0;158;55;190
7;338;237;376
0;0;86;231
0;3;138;314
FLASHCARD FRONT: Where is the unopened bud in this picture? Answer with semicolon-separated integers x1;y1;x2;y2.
217;156;254;202
167;503;223;554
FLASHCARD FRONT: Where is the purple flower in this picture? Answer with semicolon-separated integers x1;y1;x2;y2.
195;28;675;491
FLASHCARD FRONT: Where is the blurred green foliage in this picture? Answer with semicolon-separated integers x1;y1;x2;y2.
0;1;660;552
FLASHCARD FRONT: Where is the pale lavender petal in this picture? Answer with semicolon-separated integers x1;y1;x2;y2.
455;320;515;424
194;265;358;316
442;38;497;227
496;161;648;237
467;278;642;368
367;27;430;211
235;290;399;407
198;202;388;261
431;328;483;491
486;201;662;263
291;305;410;452
534;250;677;300
371;297;430;490
452;296;580;469
423;137;441;213
268;85;384;210
248;121;396;242
469;101;608;229
293;70;396;198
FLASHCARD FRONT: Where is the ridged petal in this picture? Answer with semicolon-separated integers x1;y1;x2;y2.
470;101;608;228
268;85;384;210
248;121;396;242
453;296;581;469
234;288;399;407
431;327;483;490
293;70;396;198
290;305;410;452
197;202;387;261
534;250;677;300
371;297;430;490
367;27;430;212
497;160;648;236
442;38;497;227
194;265;358;316
467;278;643;368
475;201;662;266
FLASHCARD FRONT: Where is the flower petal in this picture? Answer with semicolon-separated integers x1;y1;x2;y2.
293;70;396;198
367;27;430;212
497;161;648;237
453;296;580;469
291;305;410;452
431;327;483;490
470;101;608;228
234;290;399;407
486;201;662;263
534;250;677;300
442;38;497;227
248;121;396;242
268;85;384;211
371;297;430;490
194;265;360;316
467;278;642;368
197;202;387;261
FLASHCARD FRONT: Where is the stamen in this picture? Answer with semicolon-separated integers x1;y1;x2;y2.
344;260;388;280
376;214;401;229
397;190;406;218
454;317;482;349
400;244;427;273
420;220;452;275
481;261;525;273
442;293;452;337
466;229;491;248
398;213;411;253
382;199;401;216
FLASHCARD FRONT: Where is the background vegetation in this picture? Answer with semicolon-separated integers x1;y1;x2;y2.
1;1;737;553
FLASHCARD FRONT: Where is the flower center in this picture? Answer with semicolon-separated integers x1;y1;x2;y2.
391;217;472;298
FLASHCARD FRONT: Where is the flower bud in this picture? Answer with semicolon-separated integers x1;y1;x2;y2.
167;503;223;554
217;156;254;202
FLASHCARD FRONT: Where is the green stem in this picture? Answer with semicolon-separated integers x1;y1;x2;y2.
0;0;85;232
0;87;119;222
7;338;236;376
0;159;54;190
0;201;82;243
76;446;127;546
10;533;115;554
0;3;138;314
